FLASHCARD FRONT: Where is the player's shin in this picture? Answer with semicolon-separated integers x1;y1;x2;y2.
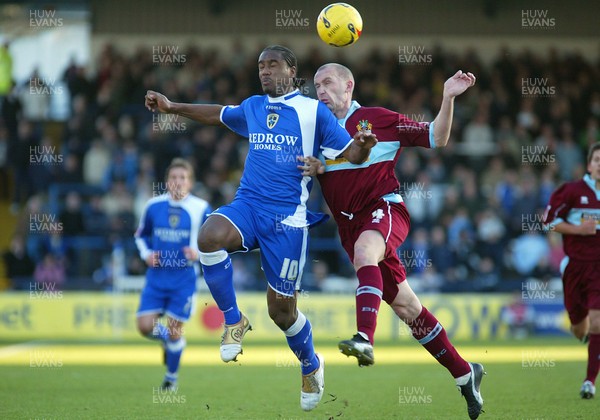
149;322;169;342
165;337;186;383
200;250;241;325
355;266;383;344
586;334;600;384
284;311;319;374
410;306;471;378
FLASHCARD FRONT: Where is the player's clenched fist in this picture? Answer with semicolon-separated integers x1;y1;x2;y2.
353;130;378;150
183;246;198;262
145;90;172;113
579;219;597;236
145;251;160;268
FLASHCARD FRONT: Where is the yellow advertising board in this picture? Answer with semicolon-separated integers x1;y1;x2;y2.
0;292;540;341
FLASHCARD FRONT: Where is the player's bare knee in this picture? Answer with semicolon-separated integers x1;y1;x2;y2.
198;224;226;252
353;246;377;269
572;323;588;340
268;302;296;330
270;312;295;330
589;317;600;334
137;318;153;336
166;319;183;340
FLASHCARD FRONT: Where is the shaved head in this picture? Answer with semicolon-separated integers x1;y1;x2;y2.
316;63;354;84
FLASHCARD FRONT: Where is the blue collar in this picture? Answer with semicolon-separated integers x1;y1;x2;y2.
268;89;300;103
338;100;361;127
583;174;600;200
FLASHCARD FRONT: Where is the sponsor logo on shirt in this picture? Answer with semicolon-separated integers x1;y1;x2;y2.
248;132;299;151
153;228;191;242
581;196;589;204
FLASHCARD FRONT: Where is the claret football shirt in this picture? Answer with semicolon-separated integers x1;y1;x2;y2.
317;100;435;224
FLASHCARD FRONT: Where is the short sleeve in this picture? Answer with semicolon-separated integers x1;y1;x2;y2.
316;102;353;160
396;112;434;149
202;205;213;225
221;99;249;138
543;183;571;226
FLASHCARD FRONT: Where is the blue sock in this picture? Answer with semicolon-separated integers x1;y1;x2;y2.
284;311;319;375
150;322;169;342
201;251;241;325
165;337;186;381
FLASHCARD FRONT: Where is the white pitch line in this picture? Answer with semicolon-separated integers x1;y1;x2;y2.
0;340;43;358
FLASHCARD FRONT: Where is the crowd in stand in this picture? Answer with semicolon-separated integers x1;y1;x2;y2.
1;42;599;291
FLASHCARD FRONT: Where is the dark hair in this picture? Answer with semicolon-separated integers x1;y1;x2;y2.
261;45;305;88
587;142;600;164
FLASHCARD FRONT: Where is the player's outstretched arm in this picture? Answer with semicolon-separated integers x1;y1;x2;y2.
145;90;224;126
432;70;476;148
342;131;378;164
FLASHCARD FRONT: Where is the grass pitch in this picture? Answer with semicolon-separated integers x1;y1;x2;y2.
1;339;597;419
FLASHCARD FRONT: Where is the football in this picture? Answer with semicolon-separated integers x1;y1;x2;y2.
316;3;363;47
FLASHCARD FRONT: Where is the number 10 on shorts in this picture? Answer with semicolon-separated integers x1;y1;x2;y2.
279;258;299;280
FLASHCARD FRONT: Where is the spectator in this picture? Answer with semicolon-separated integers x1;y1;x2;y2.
33;253;66;289
55;154;83;184
84;195;109;235
0;42;13;96
83;139;112;186
59;191;86;235
1;81;22;140
0;124;8;199
476;209;506;270
460;110;495;159
20;69;50;122
3;235;35;289
429;225;455;281
556;132;584;181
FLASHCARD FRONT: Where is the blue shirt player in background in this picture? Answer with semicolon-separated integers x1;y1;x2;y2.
135;158;211;391
145;45;376;411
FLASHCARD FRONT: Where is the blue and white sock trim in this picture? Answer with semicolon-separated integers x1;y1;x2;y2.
356;285;383;298
199;250;228;266
284;311;307;337
166;337;186;352
417;322;442;345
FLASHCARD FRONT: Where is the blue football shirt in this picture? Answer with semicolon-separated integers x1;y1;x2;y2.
135;194;212;287
220;89;353;227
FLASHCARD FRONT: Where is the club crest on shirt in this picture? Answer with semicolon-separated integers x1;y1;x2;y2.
169;214;180;228
267;113;279;129
581;196;589;204
356;119;372;133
